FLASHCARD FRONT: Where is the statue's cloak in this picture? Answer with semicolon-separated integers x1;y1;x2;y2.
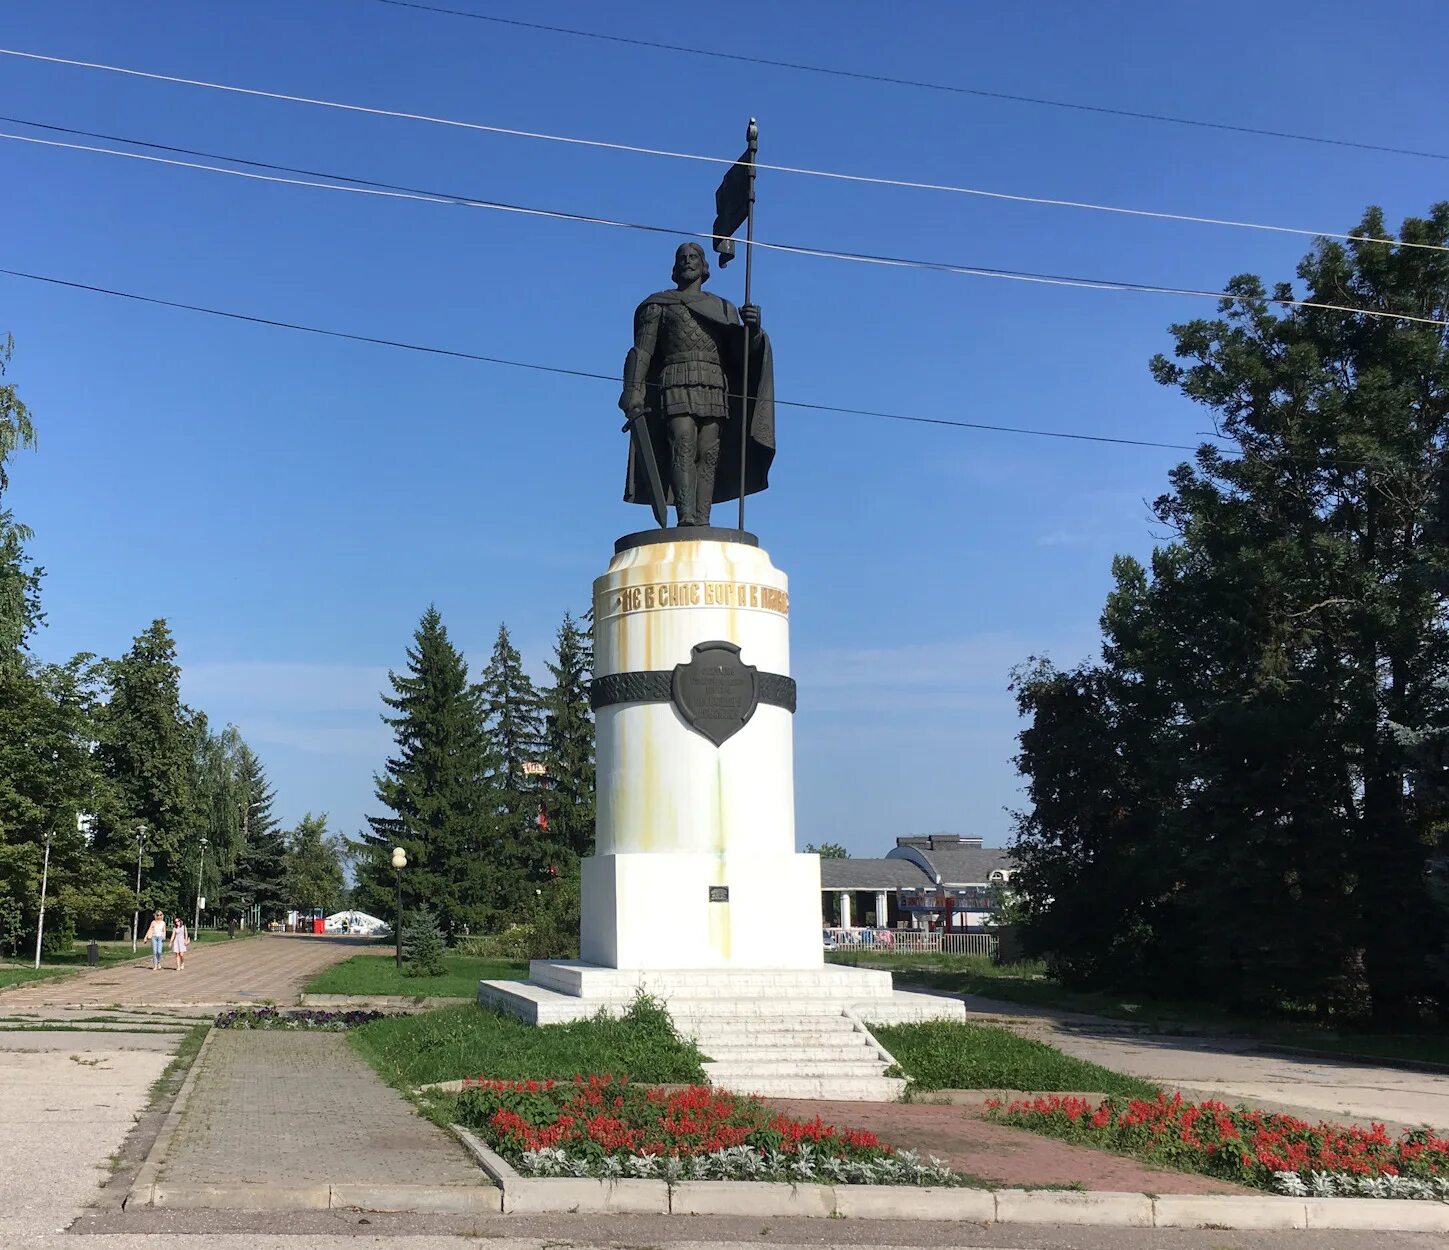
622;289;775;510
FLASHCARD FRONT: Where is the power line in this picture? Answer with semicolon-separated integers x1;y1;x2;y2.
9;124;1448;329
368;0;1449;163
1;48;1441;257
0;266;1201;452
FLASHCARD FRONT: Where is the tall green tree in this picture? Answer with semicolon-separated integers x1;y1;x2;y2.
0;333;36;494
540;612;595;867
479;622;545;910
357;607;494;936
1013;203;1449;1024
192;722;250;920
92;620;195;910
227;745;288;925
284;812;345;914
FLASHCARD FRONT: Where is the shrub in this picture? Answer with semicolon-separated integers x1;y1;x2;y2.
454;926;532;960
401;907;447;977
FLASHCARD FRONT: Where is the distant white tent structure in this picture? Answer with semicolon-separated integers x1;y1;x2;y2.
324;910;390;935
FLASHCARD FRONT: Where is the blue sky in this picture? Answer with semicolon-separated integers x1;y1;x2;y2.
4;1;1446;854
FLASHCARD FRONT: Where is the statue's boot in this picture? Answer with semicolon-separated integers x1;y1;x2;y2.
694;434;721;527
671;446;700;526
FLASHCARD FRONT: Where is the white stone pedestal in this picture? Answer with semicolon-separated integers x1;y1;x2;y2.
479;528;965;1098
581;530;822;970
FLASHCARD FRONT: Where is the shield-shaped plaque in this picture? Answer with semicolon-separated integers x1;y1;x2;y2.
671;641;759;747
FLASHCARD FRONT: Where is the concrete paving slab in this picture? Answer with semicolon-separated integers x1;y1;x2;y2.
155;1030;480;1187
0;933;363;1010
0;1034;175;1244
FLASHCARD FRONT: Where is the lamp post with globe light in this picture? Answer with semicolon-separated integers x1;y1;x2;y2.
391;847;407;969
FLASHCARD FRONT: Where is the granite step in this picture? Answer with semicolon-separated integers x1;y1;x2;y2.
709;1074;907;1100
705;1058;889;1079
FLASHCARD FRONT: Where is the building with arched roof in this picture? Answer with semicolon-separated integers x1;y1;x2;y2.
819;833;1014;929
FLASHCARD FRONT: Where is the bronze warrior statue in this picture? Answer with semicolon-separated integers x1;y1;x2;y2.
620;242;775;527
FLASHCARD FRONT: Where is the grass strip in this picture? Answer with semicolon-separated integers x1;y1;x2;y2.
304;952;527;999
871;1018;1160;1098
145;1024;209;1107
351;998;706;1090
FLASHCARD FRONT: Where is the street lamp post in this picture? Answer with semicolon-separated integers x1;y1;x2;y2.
131;825;146;953
32;828;54;970
193;837;208;934
391;847;407;970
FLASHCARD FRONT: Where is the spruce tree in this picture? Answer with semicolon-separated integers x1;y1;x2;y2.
93;620;195;906
358;607;494;937
227;745;288;926
540;612;595;866
479;623;545;913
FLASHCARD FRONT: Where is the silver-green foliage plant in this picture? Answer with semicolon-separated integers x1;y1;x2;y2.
401;906;447;977
517;1142;962;1186
1273;1171;1449;1201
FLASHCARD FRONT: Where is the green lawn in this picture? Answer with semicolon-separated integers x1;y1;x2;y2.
305;952;528;999
350;999;707;1089
833;951;1250;1027
870;1018;1161;1097
839;952;1449;1068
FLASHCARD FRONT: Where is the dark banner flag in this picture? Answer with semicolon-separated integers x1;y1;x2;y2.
711;138;755;268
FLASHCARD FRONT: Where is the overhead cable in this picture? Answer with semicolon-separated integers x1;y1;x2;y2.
369;0;1449;163
0;266;1201;452
0;48;1442;256
8;127;1447;329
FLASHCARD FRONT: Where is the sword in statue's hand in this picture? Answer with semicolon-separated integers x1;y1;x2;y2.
622;407;669;528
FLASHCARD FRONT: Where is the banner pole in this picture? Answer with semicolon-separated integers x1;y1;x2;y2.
737;118;757;533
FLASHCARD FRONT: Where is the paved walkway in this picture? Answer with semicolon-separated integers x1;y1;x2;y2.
0;1027;177;1244
160;1030;480;1186
954;992;1449;1130
1047;1031;1449;1130
0;934;364;1010
766;1098;1244;1194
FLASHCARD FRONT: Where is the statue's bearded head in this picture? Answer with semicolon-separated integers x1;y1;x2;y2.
672;242;709;288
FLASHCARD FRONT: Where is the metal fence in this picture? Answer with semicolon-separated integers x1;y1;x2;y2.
824;928;998;957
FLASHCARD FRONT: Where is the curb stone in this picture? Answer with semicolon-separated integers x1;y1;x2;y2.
833;1185;993;1221
1304;1197;1449;1232
995;1189;1153;1227
445;1125;1449;1231
143;1183;499;1213
1153;1193;1307;1230
125;1025;216;1209
671;1179;836;1217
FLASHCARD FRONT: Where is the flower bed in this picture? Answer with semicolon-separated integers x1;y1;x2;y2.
214;1007;387;1031
456;1074;962;1185
987;1093;1449;1200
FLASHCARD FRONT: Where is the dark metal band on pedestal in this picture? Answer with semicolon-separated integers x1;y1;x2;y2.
591;670;797;713
614;526;759;554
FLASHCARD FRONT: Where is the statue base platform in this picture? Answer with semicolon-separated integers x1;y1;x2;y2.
477;533;963;1100
479;961;967;1100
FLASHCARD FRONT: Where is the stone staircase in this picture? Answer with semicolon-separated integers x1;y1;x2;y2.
682;1007;902;1100
479;961;967;1102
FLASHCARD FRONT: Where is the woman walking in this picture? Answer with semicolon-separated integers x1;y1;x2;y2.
143;911;166;971
170;916;190;971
